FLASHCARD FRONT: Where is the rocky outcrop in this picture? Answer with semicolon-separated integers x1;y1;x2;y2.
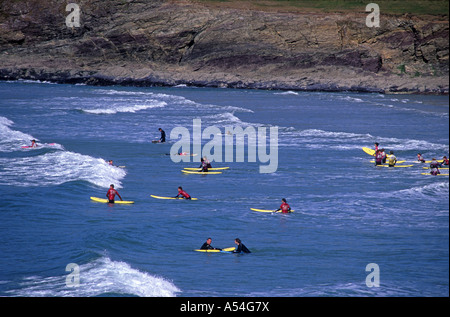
0;0;448;93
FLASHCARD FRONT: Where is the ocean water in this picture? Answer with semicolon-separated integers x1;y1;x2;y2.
0;80;448;297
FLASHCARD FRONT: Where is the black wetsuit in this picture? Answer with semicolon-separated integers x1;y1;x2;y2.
199;161;209;172
160;129;166;143
200;243;221;251
233;243;251;253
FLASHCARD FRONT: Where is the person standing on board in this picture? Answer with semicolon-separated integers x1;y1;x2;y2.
106;184;123;204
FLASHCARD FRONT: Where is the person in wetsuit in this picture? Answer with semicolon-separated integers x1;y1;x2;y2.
175;186;191;200
233;238;251;253
417;153;426;163
159;128;166;143
388;151;397;167
199;158;209;172
375;150;384;165
275;198;292;213
106;184;123;203
200;238;221;251
429;158;442;176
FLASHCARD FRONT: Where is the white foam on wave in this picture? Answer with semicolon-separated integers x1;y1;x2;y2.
7;256;180;297
339;95;365;103
80;100;167;114
393;182;449;199
92;88;254;113
248;281;415;297
297;129;372;140
0;151;126;188
203;112;247;126
274;91;299;96
0;116;35;152
278;127;448;152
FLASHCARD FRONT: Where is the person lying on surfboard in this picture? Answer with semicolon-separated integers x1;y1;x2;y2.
200;238;221;251
106;184;123;204
275;198;292;214
232;238;251;253
174;186;191;200
442;156;449;166
22;139;38;148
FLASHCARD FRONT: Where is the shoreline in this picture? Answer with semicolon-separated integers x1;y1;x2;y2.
1;68;448;95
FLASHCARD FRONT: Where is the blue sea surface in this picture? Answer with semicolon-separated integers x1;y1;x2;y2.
0;81;448;297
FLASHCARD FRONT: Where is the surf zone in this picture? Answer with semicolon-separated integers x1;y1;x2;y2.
170;119;279;173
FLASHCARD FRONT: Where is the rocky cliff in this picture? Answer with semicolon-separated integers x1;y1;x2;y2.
0;0;448;93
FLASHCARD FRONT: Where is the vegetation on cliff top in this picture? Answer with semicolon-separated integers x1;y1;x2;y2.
193;0;449;16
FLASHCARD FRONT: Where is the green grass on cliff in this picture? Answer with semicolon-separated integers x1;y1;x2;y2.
194;0;449;15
